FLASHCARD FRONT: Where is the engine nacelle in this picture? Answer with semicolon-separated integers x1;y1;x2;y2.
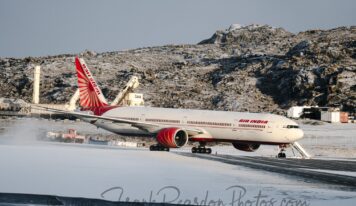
156;128;188;148
232;142;260;152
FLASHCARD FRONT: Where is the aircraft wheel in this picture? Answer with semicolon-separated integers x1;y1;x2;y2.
150;145;169;151
277;153;286;158
192;147;212;154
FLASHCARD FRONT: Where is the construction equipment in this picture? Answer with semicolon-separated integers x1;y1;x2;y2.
110;76;144;106
65;89;79;111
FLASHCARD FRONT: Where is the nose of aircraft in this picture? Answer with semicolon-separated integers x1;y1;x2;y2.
293;129;304;141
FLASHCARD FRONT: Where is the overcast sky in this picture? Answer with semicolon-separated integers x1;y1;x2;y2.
0;0;355;57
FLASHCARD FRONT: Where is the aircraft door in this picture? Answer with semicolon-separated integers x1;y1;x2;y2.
265;121;273;133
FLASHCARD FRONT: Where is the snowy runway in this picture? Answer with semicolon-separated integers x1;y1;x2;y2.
0;143;356;205
180;153;356;189
0;118;356;205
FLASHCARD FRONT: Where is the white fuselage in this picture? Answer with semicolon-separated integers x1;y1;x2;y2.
91;107;304;144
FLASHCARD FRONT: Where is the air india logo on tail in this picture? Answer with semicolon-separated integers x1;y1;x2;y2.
75;57;108;108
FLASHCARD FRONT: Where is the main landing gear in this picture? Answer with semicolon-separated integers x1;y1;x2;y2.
149;144;170;152
192;147;212;154
191;142;212;154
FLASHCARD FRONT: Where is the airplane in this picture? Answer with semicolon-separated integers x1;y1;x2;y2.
38;57;309;158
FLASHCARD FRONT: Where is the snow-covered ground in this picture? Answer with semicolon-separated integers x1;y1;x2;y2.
299;122;356;159
0;118;356;205
1;144;356;205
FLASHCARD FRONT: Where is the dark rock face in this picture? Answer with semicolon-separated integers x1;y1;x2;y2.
0;24;355;114
199;24;356;113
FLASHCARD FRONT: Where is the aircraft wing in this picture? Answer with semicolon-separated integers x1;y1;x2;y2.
31;105;205;135
31;105;160;132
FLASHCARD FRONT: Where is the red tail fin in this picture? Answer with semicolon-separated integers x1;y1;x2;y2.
75;57;108;108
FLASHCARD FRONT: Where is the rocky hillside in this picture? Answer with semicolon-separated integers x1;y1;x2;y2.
0;24;355;114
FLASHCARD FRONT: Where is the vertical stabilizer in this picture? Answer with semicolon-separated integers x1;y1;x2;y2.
75;57;108;108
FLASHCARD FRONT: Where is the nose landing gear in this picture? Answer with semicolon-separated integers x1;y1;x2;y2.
277;144;287;158
277;150;286;158
277;142;311;159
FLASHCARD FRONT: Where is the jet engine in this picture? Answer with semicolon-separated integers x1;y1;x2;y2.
156;128;188;148
232;142;260;152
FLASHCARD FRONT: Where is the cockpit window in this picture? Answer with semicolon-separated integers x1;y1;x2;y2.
284;125;299;129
